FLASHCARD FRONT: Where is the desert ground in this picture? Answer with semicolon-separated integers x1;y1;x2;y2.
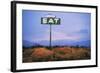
23;46;91;63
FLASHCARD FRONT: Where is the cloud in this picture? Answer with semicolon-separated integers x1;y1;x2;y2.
52;31;84;41
28;30;86;42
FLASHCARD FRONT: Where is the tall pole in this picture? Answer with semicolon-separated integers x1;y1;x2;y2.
50;24;52;49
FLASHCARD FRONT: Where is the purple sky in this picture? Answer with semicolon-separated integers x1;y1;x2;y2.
22;10;91;43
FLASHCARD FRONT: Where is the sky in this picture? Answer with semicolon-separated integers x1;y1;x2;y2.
22;10;91;44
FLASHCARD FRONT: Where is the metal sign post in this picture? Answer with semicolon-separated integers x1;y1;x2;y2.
50;24;52;49
41;15;61;49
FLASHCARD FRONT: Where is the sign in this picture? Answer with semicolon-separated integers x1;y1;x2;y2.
41;17;60;24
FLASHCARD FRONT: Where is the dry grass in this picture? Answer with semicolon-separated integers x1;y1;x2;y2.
23;47;90;63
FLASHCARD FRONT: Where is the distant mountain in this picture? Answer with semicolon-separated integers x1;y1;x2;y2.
75;40;91;48
23;40;41;47
23;40;91;48
38;40;91;48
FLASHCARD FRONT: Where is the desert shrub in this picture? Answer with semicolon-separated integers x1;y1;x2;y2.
23;57;33;63
31;48;54;62
23;46;91;63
